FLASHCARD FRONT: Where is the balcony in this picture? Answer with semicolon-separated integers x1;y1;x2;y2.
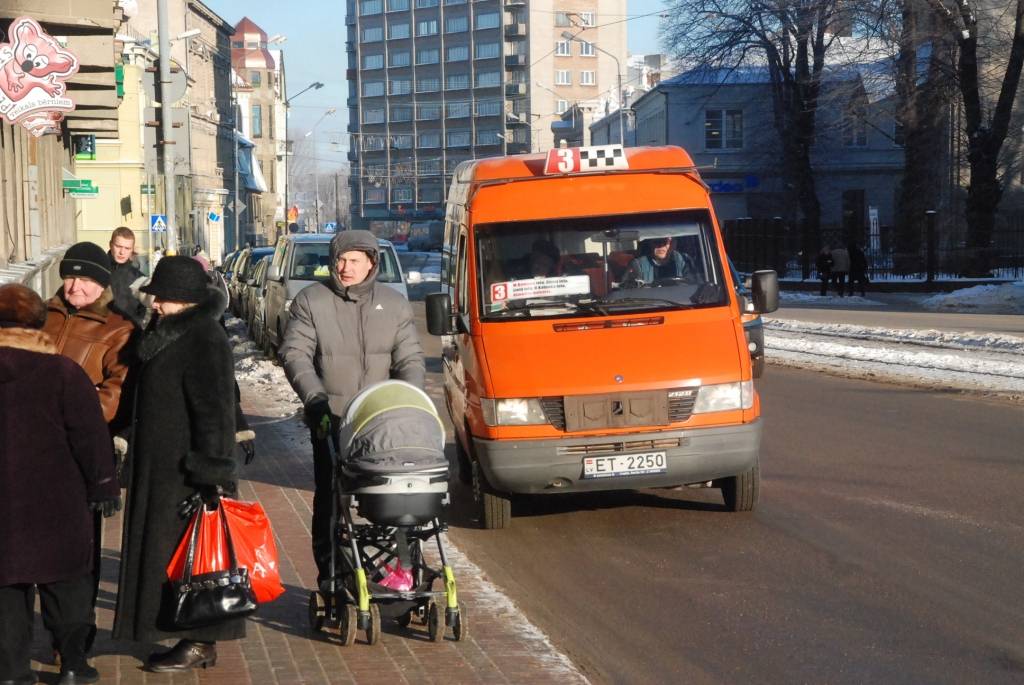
505;112;528;126
505;140;530;154
347;149;359;162
504;23;527;38
505;82;527;96
505;54;527;68
505;0;527;6
346;41;355;52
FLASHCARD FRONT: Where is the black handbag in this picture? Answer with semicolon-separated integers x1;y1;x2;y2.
170;504;258;629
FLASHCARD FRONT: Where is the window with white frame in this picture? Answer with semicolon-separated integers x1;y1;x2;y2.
705;109;743;149
476;129;501;146
447;130;471;147
843;102;868;147
362;80;385;97
580;70;595;86
446;73;469;90
361;26;383;42
362;107;385;124
392;187;414;203
388;22;410;39
360;0;382;15
417;131;441;148
446;45;468;62
475;42;500;59
446;101;470;118
416;76;440;92
417;18;438;36
445;15;468;32
416;102;442;120
475;70;500;87
362;53;384;69
365;187;386;204
556;99;568;114
579;12;595;26
580;41;595;57
555;11;572;26
555;40;571;56
389;78;411;95
475;12;499;29
555;69;571;85
389;51;410;67
416;47;439;64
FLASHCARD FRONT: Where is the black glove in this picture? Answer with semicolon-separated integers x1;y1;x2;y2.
177;484;231;519
240;439;256;465
305;396;335;439
89;495;122;518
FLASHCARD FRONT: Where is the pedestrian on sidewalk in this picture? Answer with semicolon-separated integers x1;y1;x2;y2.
107;227;148;327
815;246;833;296
0;284;120;685
280;230;425;585
848;241;869;297
112;256;243;672
830;244;850;297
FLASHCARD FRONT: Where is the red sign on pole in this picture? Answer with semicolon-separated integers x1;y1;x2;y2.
0;17;80;137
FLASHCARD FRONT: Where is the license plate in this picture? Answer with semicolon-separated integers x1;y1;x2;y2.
582;452;667;479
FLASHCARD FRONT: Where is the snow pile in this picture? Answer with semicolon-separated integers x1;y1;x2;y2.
225;317;302;418
920;282;1024;314
780;292;886;306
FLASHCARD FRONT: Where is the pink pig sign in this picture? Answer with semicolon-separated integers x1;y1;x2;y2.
0;17;79;136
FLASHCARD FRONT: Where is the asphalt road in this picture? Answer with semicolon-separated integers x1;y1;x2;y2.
415;307;1024;685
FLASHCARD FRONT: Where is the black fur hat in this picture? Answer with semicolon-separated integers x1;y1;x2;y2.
140;256;210;303
0;283;47;329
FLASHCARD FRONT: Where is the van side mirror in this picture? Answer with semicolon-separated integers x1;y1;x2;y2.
425;293;454;335
267;265;283;282
751;270;779;314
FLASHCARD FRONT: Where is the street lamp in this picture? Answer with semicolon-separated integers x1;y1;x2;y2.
305;107;336;232
561;31;624;145
283;81;324;234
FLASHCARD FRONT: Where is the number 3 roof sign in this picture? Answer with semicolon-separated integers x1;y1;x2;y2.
544;145;628;175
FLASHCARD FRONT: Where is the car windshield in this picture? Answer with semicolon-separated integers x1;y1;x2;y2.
288;242;402;283
476;209;727;320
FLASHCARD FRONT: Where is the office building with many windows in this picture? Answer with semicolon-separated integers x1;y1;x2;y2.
346;0;626;228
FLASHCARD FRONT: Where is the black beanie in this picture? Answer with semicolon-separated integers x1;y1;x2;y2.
60;242;111;288
140;256;210;303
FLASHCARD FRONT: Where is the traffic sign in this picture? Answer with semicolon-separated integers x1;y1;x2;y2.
232;199;247;215
324;222;337;233
150;214;168;232
141;183;155;195
208;211;221;222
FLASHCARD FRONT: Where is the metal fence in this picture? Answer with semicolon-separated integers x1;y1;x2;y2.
721;216;1024;281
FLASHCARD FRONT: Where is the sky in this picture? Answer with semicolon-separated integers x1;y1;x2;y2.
206;0;668;172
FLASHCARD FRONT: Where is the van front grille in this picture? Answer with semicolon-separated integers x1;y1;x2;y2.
540;388;698;431
558;438;682;456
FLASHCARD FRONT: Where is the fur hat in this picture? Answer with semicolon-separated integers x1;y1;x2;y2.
60;242;112;288
140;255;210;303
0;283;47;329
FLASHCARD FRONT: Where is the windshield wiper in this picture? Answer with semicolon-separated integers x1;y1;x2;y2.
595;296;683;310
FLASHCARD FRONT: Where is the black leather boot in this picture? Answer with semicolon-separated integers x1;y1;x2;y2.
57;663;99;684
146;640;217;672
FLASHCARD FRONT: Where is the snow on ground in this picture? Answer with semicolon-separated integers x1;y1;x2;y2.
226;317;302;418
920;281;1024;314
780;292;887;306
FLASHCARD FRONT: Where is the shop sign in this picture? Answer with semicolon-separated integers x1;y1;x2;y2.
0;17;80;137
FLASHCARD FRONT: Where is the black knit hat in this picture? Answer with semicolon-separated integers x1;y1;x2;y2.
60;242;111;288
140;256;210;303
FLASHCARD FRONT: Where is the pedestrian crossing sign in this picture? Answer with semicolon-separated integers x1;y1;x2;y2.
150;214;167;232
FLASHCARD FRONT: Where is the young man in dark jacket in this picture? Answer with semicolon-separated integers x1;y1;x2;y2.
280;230;424;583
107;227;148;327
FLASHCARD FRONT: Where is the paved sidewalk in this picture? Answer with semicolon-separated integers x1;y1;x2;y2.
27;357;587;684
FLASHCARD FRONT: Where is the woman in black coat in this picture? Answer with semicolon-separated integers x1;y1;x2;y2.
0;284;119;685
112;257;242;671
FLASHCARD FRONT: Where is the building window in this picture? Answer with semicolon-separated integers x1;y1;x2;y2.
363;107;385;124
251;104;262;137
580;41;595;57
389;51;410;67
556;99;568;114
419;186;442;203
365;187;386;204
387;0;409;9
417;102;442;120
417;131;441;148
415;0;438;7
475;42;500;59
362;80;385;97
444;0;465;4
475;70;500;88
361;26;383;42
475;99;500;116
579;12;595;26
363;135;386;151
580;70;595;86
389;22;410;39
391;134;413;149
446;73;469;90
389;78;412;95
447;130;471;147
416;47;439;64
843;102;867;147
249;71;261;87
420;159;441;175
445;15;468;33
417;19;438;36
232;40;243;48
555;69;571;86
393;187;414;203
555;11;572;26
446;101;470;118
390;105;412;121
893;120;905;147
362;53;384;69
475;12;499;29
705;109;743;149
360;0;383;14
555;40;571;56
416;76;440;92
476;129;501;146
446;45;468;62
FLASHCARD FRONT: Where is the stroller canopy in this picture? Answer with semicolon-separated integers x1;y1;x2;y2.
340;380;447;474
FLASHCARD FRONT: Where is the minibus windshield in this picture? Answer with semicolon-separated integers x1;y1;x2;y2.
475;210;728;320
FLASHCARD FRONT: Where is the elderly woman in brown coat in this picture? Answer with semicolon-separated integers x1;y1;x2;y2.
0;283;120;685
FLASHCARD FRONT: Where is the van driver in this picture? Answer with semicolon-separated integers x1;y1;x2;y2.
623;237;696;285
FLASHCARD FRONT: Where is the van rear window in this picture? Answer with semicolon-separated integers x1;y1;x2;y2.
475;210;727;319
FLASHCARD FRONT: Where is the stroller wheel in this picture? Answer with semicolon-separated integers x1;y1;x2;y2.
308;591;326;634
339;604;358;646
366;604;382;646
427;601;446;642
451;603;467;642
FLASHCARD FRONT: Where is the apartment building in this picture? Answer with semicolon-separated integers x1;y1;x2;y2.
346;0;626;229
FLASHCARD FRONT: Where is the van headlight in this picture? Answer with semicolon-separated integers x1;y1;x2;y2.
693;381;754;413
481;398;548;426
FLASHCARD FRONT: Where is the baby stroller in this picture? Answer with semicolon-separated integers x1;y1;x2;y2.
308;380;466;645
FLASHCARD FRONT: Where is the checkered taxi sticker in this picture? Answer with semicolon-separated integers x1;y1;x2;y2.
544;144;629;174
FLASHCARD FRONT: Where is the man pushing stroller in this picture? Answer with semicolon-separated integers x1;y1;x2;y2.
279;230;425;586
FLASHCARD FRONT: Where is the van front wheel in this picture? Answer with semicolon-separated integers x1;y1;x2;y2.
472;462;511;529
719;460;759;512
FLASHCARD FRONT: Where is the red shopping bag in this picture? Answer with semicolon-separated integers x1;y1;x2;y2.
220;498;285;603
166;507;230;580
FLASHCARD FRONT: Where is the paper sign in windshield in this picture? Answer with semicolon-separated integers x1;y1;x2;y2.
490;275;590;302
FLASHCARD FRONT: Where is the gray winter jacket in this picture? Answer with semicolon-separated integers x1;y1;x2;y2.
279;231;425;416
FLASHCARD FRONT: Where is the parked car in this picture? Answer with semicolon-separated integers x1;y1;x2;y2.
230;247;274;316
241;255;271;334
220;251;239;279
262;234;407;354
